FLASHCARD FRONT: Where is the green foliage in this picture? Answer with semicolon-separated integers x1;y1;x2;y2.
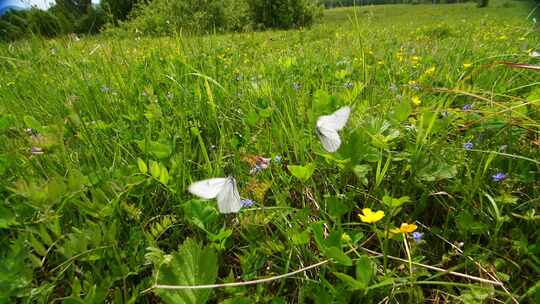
154;239;218;304
123;0;250;35
0;1;539;303
246;0;322;29
101;0;141;22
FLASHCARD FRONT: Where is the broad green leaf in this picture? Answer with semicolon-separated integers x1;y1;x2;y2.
136;140;172;159
355;255;374;286
159;164;170;185
390;101;412;122
288;163;315;182
382;195;410;208
150;161;161;179
137;158;148;174
324;247;352;266
333;272;365;290
353;164;371;186
155;239;218;304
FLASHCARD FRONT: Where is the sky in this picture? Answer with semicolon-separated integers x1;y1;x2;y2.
14;0;100;9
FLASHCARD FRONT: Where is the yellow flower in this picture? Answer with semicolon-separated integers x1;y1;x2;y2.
412;96;421;106
390;222;418;234
359;208;385;224
463;63;472;68
341;233;352;243
425;67;436;75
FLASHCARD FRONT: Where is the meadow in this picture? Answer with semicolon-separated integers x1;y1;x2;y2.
1;0;540;303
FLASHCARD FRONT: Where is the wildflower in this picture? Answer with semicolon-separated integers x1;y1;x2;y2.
100;86;110;93
389;83;398;93
341;232;352;243
412;232;424;244
463;63;472;68
292;83;302;90
240;199;254;208
492;172;508;182
30;147;44;155
249;164;263;175
344;82;354;89
166;92;174;100
274;155;282;164
463;141;474;150
412;96;421;106
359;208;385;224
425;67;436;75
462;104;472;111
390;222;418;234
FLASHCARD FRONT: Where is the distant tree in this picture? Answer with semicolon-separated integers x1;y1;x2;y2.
101;0;141;22
476;0;488;7
55;0;92;16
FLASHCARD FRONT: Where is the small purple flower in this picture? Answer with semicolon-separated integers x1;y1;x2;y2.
241;199;254;208
462;104;472;111
344;82;354;89
30;147;44;155
292;83;302;90
491;172;508;182
412;232;424;244
463;141;474;150
249;165;262;175
274;155;282;164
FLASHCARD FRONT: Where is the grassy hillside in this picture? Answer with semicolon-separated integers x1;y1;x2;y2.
1;1;539;303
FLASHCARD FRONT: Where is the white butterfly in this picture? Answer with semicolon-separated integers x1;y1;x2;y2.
316;106;351;152
188;177;242;214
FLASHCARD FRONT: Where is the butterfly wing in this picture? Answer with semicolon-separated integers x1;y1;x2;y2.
216;177;242;214
316;106;351;132
316;127;342;152
188;178;228;199
316;106;351;152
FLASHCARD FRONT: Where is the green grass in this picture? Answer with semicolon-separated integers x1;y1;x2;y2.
1;1;540;303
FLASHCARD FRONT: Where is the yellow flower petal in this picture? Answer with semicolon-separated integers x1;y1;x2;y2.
412;96;421;106
399;223;418;233
359;208;385;223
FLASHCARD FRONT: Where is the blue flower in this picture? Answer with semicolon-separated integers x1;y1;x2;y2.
241;199;254;208
463;141;474;150
344;82;354;89
274;155;282;164
292;83;302;90
492;172;508;182
412;232;424;244
462;104;472;111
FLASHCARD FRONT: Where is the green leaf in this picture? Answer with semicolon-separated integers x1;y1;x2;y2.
135;140;172;159
288;163;315;182
23;115;41;131
333;272;365;290
137;158;148;174
150;161;161;179
382;195;410;208
155;239;218;304
0;204;17;229
353;164;371;186
390;101;412;122
324;247;352;266
355;255;374;286
159;164;170;185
